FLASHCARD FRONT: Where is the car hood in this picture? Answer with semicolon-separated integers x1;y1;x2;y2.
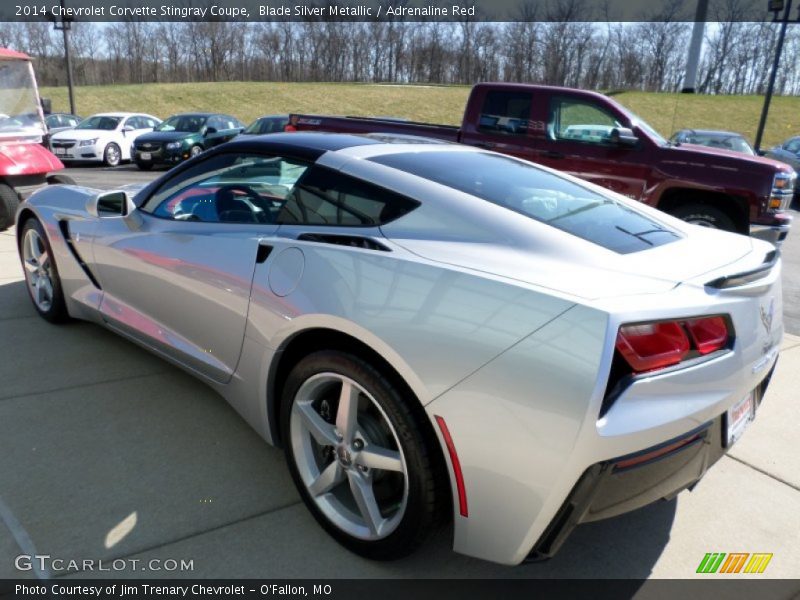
384;224;756;300
668;142;794;174
51;128;115;141
136;131;199;143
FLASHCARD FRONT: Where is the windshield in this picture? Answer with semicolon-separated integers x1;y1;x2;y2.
371;151;681;254
156;115;207;133
629;110;666;146
77;115;122;131
0;59;45;139
677;132;755;155
244;116;287;135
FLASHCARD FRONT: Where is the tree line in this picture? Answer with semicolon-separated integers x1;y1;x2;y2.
1;0;799;96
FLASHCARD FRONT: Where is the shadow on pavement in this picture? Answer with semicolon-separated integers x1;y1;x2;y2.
0;278;675;581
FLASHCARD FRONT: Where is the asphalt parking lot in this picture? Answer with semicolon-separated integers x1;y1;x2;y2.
0;165;798;581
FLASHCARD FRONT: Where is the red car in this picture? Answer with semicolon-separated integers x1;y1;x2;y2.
289;82;794;244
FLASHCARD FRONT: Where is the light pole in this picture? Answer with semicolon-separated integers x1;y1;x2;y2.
754;0;799;152
682;0;709;93
51;0;76;115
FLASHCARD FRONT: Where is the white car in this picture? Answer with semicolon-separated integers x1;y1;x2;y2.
49;112;161;167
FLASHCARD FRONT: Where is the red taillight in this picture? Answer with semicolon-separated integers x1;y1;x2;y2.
615;316;730;374
615;321;690;373
685;316;729;355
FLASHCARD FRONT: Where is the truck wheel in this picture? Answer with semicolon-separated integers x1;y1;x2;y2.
281;350;445;560
103;143;121;167
0;183;20;231
670;203;737;233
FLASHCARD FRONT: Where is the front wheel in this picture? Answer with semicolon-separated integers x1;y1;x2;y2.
103;143;121;167
189;145;203;158
0;183;20;231
19;218;69;323
670;202;737;232
281;351;444;560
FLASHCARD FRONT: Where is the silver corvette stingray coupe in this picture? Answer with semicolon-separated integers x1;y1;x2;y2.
16;133;783;565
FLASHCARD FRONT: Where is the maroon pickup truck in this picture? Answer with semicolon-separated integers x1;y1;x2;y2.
290;82;795;244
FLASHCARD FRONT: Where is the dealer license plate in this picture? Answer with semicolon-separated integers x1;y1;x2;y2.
726;390;755;447
139;152;152;161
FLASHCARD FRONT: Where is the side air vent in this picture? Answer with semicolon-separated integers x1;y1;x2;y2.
296;233;390;252
256;244;273;264
57;220;102;289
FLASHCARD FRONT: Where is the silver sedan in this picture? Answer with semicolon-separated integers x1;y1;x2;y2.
15;133;783;565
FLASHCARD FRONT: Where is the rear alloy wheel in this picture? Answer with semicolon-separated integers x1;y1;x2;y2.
0;183;20;231
20;218;69;323
671;202;737;232
103;143;121;167
282;351;443;560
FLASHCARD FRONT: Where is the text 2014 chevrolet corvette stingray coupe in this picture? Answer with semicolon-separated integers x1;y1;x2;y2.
16;133;782;565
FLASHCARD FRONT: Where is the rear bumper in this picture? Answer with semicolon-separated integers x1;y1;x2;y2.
526;365;775;562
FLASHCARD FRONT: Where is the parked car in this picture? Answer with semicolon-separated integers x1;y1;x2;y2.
45;112;82;135
669;129;756;156
15;132;782;565
290;82;795;245
50;112;161;167
240;114;289;136
132;112;244;170
764;136;800;173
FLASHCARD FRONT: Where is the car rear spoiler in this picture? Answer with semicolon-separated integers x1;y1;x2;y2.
705;249;780;289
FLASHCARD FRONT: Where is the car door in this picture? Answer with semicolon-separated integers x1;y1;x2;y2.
89;151;310;383
203;116;229;148
459;88;544;163
218;115;242;144
534;93;652;201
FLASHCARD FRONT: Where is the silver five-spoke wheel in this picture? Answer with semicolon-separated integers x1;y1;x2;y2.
22;227;55;312
290;373;409;541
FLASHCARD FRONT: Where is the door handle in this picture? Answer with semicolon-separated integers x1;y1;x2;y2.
541;150;565;159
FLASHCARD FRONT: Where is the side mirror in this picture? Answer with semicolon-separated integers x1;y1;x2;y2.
610;127;639;147
86;190;136;218
121;126;134;136
204;126;217;136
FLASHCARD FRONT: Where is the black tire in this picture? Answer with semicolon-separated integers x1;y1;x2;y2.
670;202;737;233
18;217;70;323
281;350;445;560
46;174;76;186
189;145;203;158
103;143;121;167
0;183;20;231
135;161;153;171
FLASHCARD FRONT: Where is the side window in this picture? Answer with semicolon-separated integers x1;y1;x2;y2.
549;97;622;145
125;117;141;130
784;139;800;153
224;116;239;130
144;118;157;129
478;91;532;135
45;115;59;128
67;116;79;127
276;166;419;227
142;153;309;224
207;116;222;131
